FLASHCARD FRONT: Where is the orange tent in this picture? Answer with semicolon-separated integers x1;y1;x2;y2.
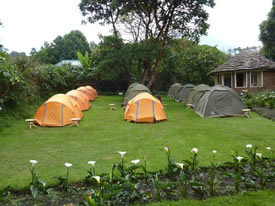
66;90;91;111
77;86;95;101
124;92;167;123
86;85;98;98
34;94;83;127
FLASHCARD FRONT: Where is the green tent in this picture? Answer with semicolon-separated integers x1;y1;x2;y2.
175;84;194;102
124;83;139;99
185;84;210;108
124;84;151;104
195;85;247;117
167;83;182;98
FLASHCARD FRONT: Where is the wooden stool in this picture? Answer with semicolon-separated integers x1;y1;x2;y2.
71;118;81;127
109;104;116;110
162;104;167;110
242;109;251;118
186;104;193;109
25;119;37;129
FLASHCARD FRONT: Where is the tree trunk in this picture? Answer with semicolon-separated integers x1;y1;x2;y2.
146;45;165;89
140;60;151;84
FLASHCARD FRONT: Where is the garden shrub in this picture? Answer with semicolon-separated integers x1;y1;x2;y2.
241;90;275;109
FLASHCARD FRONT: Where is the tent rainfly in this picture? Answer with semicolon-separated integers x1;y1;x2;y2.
174;84;195;102
124;92;167;123
195;85;247;117
66;90;90;111
124;84;151;104
77;86;95;101
34;94;83;126
167;83;182;98
86;85;98;98
124;82;139;99
185;84;210;108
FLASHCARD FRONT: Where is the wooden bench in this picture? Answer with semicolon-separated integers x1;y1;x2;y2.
70;118;81;127
25;119;38;129
109;104;116;110
186;104;193;109
242;109;251;118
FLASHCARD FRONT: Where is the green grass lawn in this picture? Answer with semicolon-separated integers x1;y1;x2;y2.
0;96;274;191
148;190;275;206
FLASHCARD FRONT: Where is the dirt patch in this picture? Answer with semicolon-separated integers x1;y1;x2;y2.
253;107;275;121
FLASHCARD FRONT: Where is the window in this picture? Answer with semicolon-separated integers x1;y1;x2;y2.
235;72;247;88
250;71;263;87
224;73;232;88
216;74;222;84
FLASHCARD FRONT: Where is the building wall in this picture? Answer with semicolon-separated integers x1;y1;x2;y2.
214;71;275;94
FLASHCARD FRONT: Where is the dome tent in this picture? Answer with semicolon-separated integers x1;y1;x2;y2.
124;82;139;99
185;84;210;108
124;92;167;123
195;85;247;118
34;94;83;126
174;84;194;102
124;84;151;104
167;83;182;98
77;86;95;101
66;90;90;111
86;85;98;98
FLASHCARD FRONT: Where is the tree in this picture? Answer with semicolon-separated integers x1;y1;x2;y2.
34;30;90;64
79;0;122;37
259;0;275;60
79;0;215;88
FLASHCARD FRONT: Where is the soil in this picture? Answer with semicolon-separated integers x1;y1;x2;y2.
253;106;275;121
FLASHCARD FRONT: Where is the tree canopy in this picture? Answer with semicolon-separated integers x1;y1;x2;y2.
259;0;275;60
34;30;91;64
79;0;215;88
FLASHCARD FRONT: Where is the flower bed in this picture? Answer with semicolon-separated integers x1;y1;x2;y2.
0;146;274;205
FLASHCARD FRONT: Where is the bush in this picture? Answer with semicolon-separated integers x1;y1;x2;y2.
241;90;275;109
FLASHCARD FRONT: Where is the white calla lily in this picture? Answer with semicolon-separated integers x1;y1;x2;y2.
176;163;184;170
212;150;216;154
65;163;72;167
191;148;198;154
30;160;37;167
164;147;169;152
246;144;252;148
256;153;262;159
88;161;96;167
236;156;244;163
119;151;127;158
266;147;271;150
93;176;100;183
131;159;140;165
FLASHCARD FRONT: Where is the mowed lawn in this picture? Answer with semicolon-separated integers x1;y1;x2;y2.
0;95;274;190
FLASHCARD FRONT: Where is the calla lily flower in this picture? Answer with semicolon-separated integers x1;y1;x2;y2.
88;161;96;167
176;163;184;170
30;160;37;167
164;147;169;152
30;160;37;164
131;159;140;165
212;150;216;154
266;147;271;150
236;156;244;162
93;176;100;183
256;153;262;159
246;144;252;148
119;151;127;158
191;148;198;154
65;163;72;167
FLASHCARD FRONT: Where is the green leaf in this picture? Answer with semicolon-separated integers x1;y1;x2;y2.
30;184;38;198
